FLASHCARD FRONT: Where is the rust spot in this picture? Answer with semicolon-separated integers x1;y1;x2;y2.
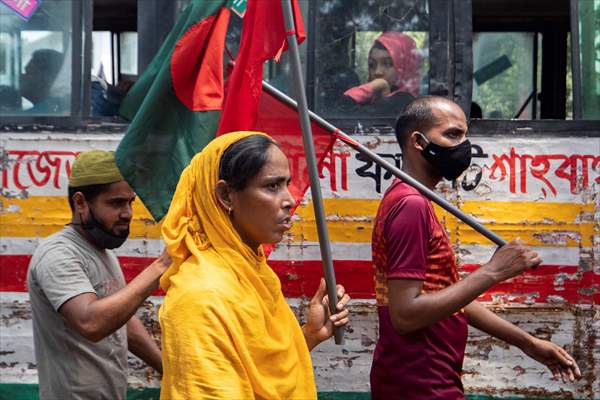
360;334;375;347
465;337;509;360
572;306;596;398
512;365;526;376
470;384;577;398
532;231;580;246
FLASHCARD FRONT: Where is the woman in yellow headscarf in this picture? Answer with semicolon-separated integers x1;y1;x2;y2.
159;132;350;399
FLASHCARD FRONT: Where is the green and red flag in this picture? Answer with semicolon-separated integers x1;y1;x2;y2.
117;0;335;221
116;0;230;221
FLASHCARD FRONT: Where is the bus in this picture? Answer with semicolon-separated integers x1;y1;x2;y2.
1;0;598;398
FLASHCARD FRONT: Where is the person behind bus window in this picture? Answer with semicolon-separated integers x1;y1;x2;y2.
343;31;421;112
91;74;136;117
0;85;21;113
20;49;68;114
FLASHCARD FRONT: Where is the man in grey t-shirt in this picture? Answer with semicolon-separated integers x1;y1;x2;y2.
27;150;170;400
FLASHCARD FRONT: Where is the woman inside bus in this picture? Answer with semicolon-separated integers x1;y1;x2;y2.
158;132;350;399
343;31;421;112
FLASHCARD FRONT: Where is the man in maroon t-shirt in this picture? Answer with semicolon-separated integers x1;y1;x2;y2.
370;96;581;399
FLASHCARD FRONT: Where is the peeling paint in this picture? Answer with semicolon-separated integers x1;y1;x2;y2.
0;132;598;397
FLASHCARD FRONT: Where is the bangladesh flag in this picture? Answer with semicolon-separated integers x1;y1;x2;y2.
116;0;230;221
117;0;332;223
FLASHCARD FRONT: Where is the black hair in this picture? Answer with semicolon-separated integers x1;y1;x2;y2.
67;183;111;211
394;96;449;149
371;40;387;52
31;49;63;81
219;135;279;191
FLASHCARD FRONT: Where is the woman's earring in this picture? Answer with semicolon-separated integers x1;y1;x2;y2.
228;207;232;216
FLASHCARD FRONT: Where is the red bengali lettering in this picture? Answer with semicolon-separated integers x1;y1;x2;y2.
3;150;79;192
489;148;599;196
319;151;350;192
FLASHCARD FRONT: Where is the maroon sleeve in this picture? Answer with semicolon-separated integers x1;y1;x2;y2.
383;194;430;280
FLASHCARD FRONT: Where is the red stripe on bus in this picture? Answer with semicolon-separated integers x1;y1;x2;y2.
1;255;598;303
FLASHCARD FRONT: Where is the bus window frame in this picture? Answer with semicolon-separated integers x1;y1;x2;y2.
569;0;583;119
463;0;600;136
0;1;92;128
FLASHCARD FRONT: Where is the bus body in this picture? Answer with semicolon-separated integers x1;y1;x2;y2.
1;0;598;398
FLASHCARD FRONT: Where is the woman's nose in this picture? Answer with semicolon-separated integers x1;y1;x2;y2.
282;187;296;209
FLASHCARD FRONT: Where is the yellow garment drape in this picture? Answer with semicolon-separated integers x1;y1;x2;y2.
159;131;316;400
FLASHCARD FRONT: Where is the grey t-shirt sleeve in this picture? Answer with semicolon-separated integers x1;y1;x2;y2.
33;247;96;311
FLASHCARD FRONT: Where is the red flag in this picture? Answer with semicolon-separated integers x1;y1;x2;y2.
217;0;305;134
254;89;336;204
217;0;334;210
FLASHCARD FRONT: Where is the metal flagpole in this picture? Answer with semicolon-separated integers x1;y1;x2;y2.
262;80;508;248
280;0;344;344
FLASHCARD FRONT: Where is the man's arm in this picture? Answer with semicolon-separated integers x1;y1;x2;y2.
127;315;162;373
465;300;581;382
388;240;540;334
59;252;171;342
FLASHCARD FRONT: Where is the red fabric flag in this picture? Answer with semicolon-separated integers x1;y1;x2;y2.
217;0;305;134
217;0;335;210
254;89;336;204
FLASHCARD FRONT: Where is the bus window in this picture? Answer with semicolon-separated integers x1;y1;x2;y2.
577;0;600;119
471;0;571;120
0;0;75;116
313;0;429;120
472;32;541;119
90;30;138;117
91;0;137;118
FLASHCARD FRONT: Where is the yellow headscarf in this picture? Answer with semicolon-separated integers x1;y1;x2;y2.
159;132;316;400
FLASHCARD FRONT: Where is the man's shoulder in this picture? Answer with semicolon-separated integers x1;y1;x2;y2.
28;227;87;275
33;227;82;256
381;180;429;211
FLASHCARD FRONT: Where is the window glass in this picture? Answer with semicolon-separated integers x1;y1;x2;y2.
314;0;429;119
578;0;600;119
92;31;113;84
119;32;138;76
472;32;540;119
91;31;137;118
0;0;73;116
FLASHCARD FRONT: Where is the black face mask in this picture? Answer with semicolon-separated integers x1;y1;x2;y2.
417;132;472;181
79;207;128;250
